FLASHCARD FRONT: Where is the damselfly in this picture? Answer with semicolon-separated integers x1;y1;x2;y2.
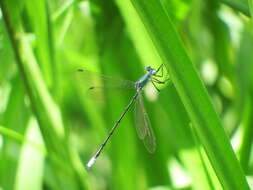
77;64;170;168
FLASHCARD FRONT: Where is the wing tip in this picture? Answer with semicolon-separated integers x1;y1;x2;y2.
77;69;85;72
88;86;95;90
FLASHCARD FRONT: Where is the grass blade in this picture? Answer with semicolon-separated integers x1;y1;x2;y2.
130;0;250;189
0;1;91;189
14;118;45;190
220;0;250;16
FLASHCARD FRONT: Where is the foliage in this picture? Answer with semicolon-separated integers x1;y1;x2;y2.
0;0;253;189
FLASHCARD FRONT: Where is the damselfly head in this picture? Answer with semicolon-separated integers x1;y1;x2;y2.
145;66;152;72
145;66;157;75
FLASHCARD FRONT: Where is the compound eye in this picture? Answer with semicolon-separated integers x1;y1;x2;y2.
145;66;151;71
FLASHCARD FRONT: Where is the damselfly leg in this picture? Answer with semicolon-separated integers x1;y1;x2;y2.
150;64;171;91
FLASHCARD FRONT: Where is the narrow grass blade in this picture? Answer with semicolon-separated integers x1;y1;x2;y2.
220;0;250;16
0;1;91;189
237;24;253;172
130;0;250;189
14;118;45;190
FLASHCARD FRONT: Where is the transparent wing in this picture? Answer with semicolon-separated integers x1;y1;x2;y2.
134;92;156;153
76;69;135;89
76;69;136;99
135;93;147;139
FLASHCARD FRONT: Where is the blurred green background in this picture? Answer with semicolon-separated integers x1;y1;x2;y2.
0;0;253;189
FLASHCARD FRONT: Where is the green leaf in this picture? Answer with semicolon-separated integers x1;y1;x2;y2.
0;0;91;189
14;118;45;190
130;0;250;189
23;0;54;86
237;23;253;172
220;0;250;16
